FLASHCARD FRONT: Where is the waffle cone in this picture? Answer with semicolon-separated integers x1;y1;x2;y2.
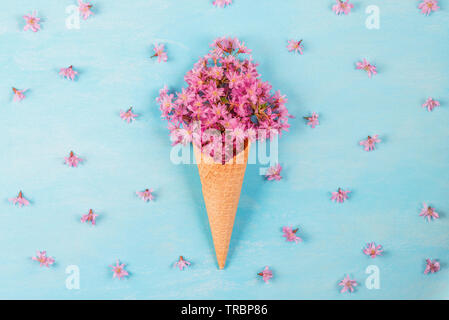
193;141;250;269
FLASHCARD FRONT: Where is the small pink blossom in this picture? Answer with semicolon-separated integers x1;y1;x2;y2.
257;266;273;283
174;256;191;270
422;97;440;112
332;0;354;15
339;275;357;293
418;0;440;15
120;107;138;123
81;209;98;225
64;151;83;167
151;43;168;63
331;188;351;203
9;191;30;207
287;40;304;55
213;0;232;7
136;188;154;202
359;135;381;151
78;0;94;20
424;259;440;274
265;164;282;181
356;59;377;78
59;65;78;80
363;242;383;258
420;202;439;222
304;112;319;128
12;87;27;102
23;11;41;32
32;251;55;267
282;226;302;243
110;260;129;279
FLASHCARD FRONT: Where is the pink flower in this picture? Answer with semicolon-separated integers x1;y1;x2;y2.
418;0;440;15
359;135;381;151
12;87;27;102
257;266;273;283
81;209;98;225
78;0;94;20
332;0;354;15
339;275;357;293
174;256;191;270
9;191;30;207
120;107;138;123
23;11;41;32
331;188;351;203
287;40;304;55
151;43;168;63
32;251;55;267
422;97;440;112
304;112;319;128
419;202;439;222
282;226;302;243
363;242;383;258
265;164;282;181
356;59;377;78
213;0;232;7
110;260;129;279
424;259;440;274
136;188;154;202
64;151;83;167
59;65;78;80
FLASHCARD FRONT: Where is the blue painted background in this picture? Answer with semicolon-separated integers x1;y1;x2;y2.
0;0;448;299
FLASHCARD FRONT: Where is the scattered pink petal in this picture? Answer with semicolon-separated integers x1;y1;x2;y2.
120;107;138;123
78;0;94;20
359;135;381;151
9;191;30;207
331;188;351;203
339;275;357;293
422;97;440;112
265;164;282;181
424;259;440;274
110;260;129;279
418;0;440;15
332;0;354;15
136;188;154;202
282;226;302;243
151;43;168;63
174;256;191;270
23;11;41;32
304;112;319;128
213;0;233;7
64;151;83;167
419;202;439;222
356;59;377;78
257;266;273;283
32;251;55;267
59;65;78;80
363;242;383;258
287;39;304;55
12;87;27;102
81;209;98;225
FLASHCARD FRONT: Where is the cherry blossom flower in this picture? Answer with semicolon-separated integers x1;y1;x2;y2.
304;112;319;128
213;0;232;7
136;188;154;202
363;242;383;258
339;275;357;293
32;251;55;267
23;11;41;32
257;266;273;283
359;135;381;151
110;260;129;279
331;188;351;203
9;191;30;207
265;164;282;181
418;0;440;15
356;59;377;78
151;43;168;63
332;0;354;15
12;87;27;102
287;40;304;55
64;151;83;167
78;0;94;20
424;259;440;274
59;65;78;80
120;107;138;123
282;226;302;243
422;97;440;112
81;209;98;225
174;256;191;270
420;202;439;222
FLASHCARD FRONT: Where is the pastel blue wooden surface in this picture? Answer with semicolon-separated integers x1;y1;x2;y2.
0;0;448;299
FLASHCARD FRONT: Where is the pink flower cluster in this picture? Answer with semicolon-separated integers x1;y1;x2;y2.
332;0;354;15
418;0;440;15
213;0;233;8
32;251;55;267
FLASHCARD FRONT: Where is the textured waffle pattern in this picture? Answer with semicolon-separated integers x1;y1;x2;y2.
193;142;250;269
